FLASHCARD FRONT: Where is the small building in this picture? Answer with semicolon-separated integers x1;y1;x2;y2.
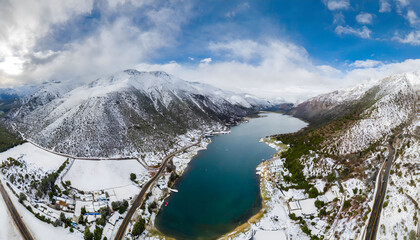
56;197;67;207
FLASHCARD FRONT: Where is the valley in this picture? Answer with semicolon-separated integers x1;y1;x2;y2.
232;73;420;240
0;71;418;240
2;2;420;240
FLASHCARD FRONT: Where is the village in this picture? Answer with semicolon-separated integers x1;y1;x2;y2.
0;129;211;240
0;142;152;239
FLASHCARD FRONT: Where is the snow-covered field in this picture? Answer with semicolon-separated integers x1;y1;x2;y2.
0;143;67;171
63;159;147;191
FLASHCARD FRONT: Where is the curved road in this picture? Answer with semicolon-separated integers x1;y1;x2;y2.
364;143;395;240
114;139;201;240
0;181;34;240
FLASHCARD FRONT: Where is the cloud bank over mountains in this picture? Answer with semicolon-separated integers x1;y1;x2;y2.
1;0;420;101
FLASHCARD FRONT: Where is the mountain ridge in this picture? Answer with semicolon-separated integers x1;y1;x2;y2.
3;70;274;158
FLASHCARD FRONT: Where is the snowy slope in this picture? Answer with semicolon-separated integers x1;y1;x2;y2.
293;73;418;154
241;72;420;240
332;74;416;154
5;70;272;157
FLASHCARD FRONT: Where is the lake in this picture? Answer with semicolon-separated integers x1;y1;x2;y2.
155;112;307;239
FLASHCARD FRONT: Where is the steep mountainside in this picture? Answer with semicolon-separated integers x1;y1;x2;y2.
290;73;417;154
4;70;272;157
241;72;420;240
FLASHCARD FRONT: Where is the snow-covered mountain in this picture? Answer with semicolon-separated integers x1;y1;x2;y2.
248;72;420;240
4;70;273;157
290;72;419;154
0;85;39;113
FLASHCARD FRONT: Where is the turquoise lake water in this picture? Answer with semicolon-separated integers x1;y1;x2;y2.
155;112;306;240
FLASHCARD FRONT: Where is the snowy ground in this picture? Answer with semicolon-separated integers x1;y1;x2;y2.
63;159;147;191
0;143;67;171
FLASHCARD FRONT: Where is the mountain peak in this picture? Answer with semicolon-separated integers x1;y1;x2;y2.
122;69;171;78
6;71;272;157
123;69;141;75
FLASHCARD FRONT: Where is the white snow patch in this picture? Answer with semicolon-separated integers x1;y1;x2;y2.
0;143;67;171
63;160;147;191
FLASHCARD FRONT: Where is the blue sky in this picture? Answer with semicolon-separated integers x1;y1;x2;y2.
1;0;420;100
157;0;420;67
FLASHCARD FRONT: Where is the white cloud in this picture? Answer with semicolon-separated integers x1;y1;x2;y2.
209;40;260;60
333;12;346;25
394;0;410;7
394;0;410;14
0;0;94;82
135;40;420;102
342;59;420;85
200;58;212;64
379;0;392;12
350;59;383;68
1;0;420;104
0;0;193;86
406;10;419;25
0;57;25;75
356;12;373;24
106;0;150;8
140;38;420;102
323;0;350;11
335;25;372;38
393;31;420;45
225;2;250;18
137;40;348;101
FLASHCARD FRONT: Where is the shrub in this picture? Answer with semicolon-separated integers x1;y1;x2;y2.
112;200;129;214
319;208;327;217
343;200;351;210
301;224;311;235
18;192;27;203
84;226;93;240
308;187;319;198
93;226;102;240
148;201;157;213
326;173;336;182
81;206;86;215
130;173;136;181
132;217;146;237
315;200;325;208
409;230;416;240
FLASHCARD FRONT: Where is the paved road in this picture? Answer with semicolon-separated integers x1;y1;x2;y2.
365;144;395;240
0;181;34;240
114;140;201;240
